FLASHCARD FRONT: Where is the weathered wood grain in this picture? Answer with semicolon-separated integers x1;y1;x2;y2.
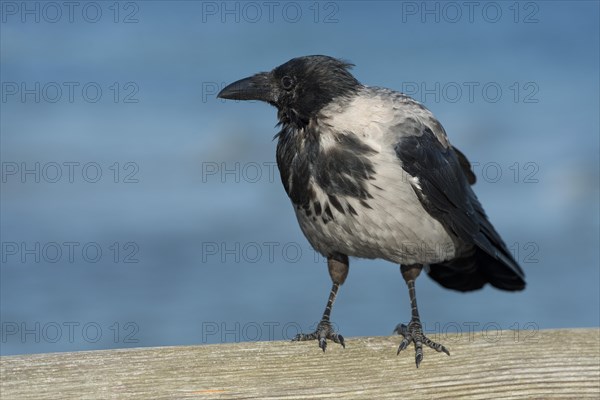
1;329;599;399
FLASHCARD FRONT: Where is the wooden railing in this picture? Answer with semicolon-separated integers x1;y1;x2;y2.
1;328;599;399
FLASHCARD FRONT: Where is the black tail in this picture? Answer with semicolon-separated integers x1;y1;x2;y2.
427;245;526;292
427;210;526;292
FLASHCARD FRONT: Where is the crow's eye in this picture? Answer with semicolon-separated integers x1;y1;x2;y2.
281;76;294;90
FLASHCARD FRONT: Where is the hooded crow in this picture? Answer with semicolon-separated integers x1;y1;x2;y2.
218;55;525;367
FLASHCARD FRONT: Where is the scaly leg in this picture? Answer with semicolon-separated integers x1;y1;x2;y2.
394;264;450;367
293;254;348;351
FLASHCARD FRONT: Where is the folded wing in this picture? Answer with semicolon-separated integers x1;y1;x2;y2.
394;122;526;292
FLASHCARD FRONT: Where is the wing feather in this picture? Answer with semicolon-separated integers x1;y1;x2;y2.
394;122;525;291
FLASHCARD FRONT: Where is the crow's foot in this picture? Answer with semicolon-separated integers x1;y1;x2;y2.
394;319;449;367
292;320;345;352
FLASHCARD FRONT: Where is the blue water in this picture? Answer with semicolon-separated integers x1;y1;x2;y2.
1;1;599;355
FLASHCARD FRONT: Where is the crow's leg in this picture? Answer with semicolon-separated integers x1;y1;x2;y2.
292;253;348;352
394;264;450;367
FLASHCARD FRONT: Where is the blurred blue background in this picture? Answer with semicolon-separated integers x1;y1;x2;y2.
1;1;598;355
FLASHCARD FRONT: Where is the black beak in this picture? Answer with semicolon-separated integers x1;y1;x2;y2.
217;72;276;103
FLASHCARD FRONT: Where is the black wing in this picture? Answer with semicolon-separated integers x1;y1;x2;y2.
395;127;525;292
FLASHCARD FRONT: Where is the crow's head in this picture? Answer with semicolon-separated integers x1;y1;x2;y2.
218;55;360;128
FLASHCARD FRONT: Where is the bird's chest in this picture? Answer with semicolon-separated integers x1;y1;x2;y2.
276;132;454;264
275;126;377;217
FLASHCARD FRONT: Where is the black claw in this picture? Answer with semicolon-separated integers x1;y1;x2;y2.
415;353;423;368
337;334;345;348
292;320;345;352
396;344;403;356
395;319;449;367
398;339;409;353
